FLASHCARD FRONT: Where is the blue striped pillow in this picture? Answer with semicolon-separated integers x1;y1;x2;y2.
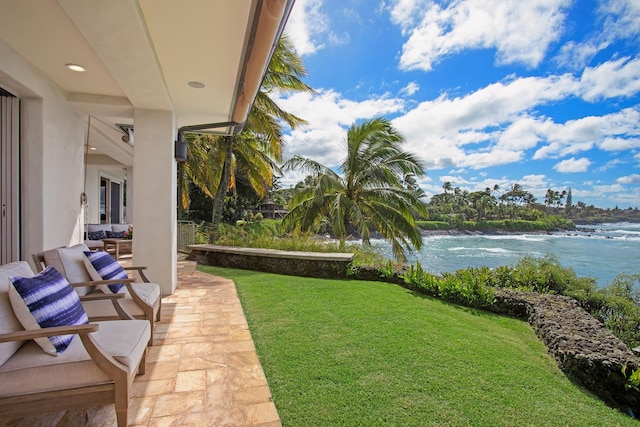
83;251;127;293
9;266;89;356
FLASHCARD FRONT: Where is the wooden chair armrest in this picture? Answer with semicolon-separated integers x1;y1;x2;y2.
123;266;150;283
69;278;135;287
80;293;124;301
0;324;99;343
123;266;147;271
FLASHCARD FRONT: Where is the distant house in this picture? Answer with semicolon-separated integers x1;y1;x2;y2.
253;200;289;219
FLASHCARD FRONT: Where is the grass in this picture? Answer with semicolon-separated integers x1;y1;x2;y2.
199;265;636;426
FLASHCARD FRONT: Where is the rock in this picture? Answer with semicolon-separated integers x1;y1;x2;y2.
488;288;640;414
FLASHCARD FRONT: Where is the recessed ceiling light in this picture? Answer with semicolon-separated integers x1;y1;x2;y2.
89;146;97;151
187;81;206;89
65;63;86;72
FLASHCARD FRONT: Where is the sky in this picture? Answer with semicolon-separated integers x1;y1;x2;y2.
273;0;640;209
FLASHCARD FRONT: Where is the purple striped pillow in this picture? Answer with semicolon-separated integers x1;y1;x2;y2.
83;251;127;293
9;266;89;355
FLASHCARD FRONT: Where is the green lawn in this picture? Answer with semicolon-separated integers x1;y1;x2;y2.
200;266;636;426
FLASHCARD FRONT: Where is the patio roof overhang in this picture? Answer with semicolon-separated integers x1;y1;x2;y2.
0;0;295;163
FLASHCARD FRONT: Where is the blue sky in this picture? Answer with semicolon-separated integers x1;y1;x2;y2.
275;0;640;208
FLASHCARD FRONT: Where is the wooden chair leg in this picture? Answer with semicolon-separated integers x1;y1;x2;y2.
137;350;146;376
145;306;155;346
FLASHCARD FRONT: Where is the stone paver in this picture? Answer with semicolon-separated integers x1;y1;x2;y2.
0;259;279;427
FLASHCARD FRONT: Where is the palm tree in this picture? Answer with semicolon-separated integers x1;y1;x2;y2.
207;35;312;239
282;117;428;262
182;34;313;241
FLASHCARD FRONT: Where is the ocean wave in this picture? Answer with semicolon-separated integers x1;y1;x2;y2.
447;247;513;254
484;248;514;254
482;234;549;242
607;229;640;236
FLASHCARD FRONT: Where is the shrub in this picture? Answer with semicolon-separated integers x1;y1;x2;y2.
194;222;212;244
493;255;595;295
401;263;495;306
439;268;496;306
403;262;439;294
587;274;640;348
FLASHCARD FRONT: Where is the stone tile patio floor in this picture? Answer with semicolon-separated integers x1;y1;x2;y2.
1;259;280;427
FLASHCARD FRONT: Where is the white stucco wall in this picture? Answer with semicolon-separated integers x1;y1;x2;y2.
0;40;87;262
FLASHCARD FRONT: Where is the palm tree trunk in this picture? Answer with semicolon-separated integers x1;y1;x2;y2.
210;135;234;243
177;162;184;220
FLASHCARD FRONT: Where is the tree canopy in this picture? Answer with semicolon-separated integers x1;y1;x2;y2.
282;117;428;262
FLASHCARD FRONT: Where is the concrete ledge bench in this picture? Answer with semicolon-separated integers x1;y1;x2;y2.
186;244;355;278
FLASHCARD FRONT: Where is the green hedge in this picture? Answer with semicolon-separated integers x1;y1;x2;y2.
417;218;574;232
416;221;452;230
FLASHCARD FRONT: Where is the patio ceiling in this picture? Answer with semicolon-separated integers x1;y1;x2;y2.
0;0;292;163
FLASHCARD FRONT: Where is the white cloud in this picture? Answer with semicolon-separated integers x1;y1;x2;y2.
287;0;330;55
388;59;640;169
390;0;571;71
598;158;626;172
393;73;576;143
399;81;420;96
555;41;602;70
390;73;578;169
617;174;640;184
599;137;640;151
580;57;640;101
276;51;640;175
554;157;592;173
599;0;640;44
533;107;640;159
555;0;640;69
276;89;405;166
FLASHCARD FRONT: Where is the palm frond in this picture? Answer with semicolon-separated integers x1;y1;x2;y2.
284;117;428;262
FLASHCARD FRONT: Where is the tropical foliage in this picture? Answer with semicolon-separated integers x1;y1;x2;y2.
428;182;640;225
282;117;428;262
180;34;312;241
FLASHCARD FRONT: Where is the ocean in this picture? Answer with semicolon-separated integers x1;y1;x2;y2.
370;222;640;287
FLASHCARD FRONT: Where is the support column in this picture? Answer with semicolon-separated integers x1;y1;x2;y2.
132;109;177;295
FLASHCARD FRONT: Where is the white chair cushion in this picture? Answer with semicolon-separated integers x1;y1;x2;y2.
42;244;94;295
0;261;34;365
121;282;161;307
0;319;150;396
111;224;132;233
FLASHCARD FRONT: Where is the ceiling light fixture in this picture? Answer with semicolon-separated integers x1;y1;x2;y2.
65;63;86;72
187;81;206;89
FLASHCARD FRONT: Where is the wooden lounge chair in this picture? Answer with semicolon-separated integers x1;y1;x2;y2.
32;244;161;345
0;260;150;426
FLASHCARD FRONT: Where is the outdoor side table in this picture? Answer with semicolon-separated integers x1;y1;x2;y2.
102;238;132;260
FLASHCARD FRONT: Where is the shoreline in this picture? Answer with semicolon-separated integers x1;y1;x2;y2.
419;228;556;237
